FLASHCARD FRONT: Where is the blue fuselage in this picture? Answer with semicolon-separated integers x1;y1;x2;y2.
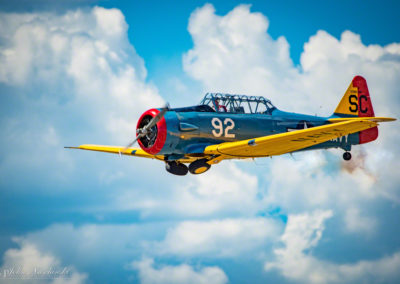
159;107;356;157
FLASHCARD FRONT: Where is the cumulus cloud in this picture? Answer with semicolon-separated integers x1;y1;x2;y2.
154;217;282;257
3;221;241;283
1;222;230;283
0;238;87;284
266;210;400;284
184;4;400;115
10;223;165;267
130;258;228;284
0;6;166;191
112;161;261;218
264;150;378;213
183;4;296;108
0;6;163;142
344;207;377;235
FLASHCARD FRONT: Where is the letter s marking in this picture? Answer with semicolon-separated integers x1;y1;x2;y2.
349;94;358;113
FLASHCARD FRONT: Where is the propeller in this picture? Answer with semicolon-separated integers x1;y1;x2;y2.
121;103;170;154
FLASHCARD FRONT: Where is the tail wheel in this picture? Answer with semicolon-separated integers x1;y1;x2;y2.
343;152;352;161
166;161;188;176
189;159;211;175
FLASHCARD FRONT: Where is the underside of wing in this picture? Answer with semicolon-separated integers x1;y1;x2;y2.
204;119;379;158
65;144;164;160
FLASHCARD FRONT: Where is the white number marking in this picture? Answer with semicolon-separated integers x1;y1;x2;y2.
224;118;235;138
211;118;235;138
211;118;223;137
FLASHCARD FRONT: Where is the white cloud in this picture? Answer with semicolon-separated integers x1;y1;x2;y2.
264;150;379;213
0;238;87;284
266;210;400;283
7;223;230;283
155;217;282;257
344;207;377;235
14;223;163;265
184;4;400;115
130;258;228;284
0;7;166;191
0;7;163;143
112;161;262;218
299;30;400;116
183;4;296;108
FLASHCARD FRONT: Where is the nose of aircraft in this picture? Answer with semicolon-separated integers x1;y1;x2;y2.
136;108;168;155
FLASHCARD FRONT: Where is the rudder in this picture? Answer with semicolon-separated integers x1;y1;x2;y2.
334;76;378;144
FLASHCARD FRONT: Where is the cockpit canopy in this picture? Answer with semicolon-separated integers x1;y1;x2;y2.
199;93;276;114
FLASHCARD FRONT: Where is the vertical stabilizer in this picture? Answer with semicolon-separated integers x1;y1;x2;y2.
334;76;378;144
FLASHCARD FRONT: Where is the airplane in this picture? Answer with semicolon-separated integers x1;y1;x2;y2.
66;76;396;176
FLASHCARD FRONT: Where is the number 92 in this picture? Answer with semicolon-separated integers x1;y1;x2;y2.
211;118;235;138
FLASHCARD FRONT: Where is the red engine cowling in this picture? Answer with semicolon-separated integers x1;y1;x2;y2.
136;108;167;155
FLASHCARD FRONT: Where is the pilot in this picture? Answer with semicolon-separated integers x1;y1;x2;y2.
214;98;227;112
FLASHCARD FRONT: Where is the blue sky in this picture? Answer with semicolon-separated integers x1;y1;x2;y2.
0;1;400;283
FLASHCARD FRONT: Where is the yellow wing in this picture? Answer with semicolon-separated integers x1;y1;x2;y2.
204;118;388;158
66;117;395;163
65;144;164;160
64;144;202;164
328;117;396;123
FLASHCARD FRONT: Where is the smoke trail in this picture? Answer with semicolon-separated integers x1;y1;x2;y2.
341;147;377;182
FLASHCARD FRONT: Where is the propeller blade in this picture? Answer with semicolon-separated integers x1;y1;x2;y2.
121;133;144;153
143;103;170;131
124;136;139;150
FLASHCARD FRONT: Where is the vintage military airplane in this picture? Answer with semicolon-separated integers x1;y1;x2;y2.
66;76;395;175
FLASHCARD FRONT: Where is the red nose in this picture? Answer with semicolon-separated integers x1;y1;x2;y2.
136;108;167;155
